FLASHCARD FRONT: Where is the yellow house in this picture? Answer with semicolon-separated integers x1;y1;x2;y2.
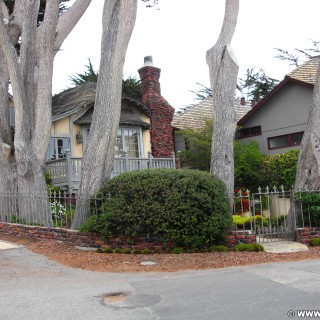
48;81;153;161
46;56;176;192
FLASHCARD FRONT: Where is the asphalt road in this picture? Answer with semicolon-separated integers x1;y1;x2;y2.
1;245;320;320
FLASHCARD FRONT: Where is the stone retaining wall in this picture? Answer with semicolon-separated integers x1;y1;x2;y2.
0;222;256;251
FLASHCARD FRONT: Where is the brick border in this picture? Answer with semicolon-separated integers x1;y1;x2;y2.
0;222;256;251
296;227;320;245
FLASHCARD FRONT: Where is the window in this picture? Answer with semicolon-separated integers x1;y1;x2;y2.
268;132;304;150
115;128;141;158
47;137;70;160
237;126;262;139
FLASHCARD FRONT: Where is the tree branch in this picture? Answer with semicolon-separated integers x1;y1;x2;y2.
53;0;92;54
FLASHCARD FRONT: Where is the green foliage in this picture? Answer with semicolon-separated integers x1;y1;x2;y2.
294;192;320;227
234;243;264;252
310;238;320;246
210;245;229;252
84;169;232;249
178;120;213;171
234;141;264;192
238;68;279;102
141;248;154;254
232;214;268;229
69;59;142;100
260;150;299;190
102;247;113;253
69;59;98;85
123;248;132;254
173;247;183;254
113;247;124;254
122;76;142;101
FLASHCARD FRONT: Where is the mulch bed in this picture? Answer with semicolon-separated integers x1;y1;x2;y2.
1;233;320;272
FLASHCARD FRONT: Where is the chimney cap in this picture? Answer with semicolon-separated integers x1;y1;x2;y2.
143;56;154;67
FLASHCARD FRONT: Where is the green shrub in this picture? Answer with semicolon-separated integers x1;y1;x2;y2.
253;243;264;251
210;245;229;252
102;246;113;253
123;248;132;254
133;249;141;254
140;248;153;254
234;243;264;252
86;169;231;249
295;193;320;227
173;247;183;254
310;238;320;246
113;247;123;254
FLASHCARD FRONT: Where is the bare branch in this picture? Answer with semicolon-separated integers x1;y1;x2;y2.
54;0;92;54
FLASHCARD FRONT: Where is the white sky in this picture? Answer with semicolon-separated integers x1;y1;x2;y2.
53;0;320;110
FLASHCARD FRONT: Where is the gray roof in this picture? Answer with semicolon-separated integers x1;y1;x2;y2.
52;81;151;120
74;107;150;128
172;97;252;130
52;82;96;118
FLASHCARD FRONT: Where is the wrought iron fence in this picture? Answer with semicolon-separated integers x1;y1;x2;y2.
0;191;105;229
233;186;320;242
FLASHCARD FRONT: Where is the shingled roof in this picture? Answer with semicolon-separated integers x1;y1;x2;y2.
52;81;150;120
172;97;252;130
287;56;320;84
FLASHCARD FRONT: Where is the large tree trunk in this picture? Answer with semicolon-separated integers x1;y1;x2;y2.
295;62;320;191
71;0;138;229
0;0;91;226
207;0;239;205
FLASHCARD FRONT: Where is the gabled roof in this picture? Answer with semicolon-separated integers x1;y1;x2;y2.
172;97;252;130
52;82;150;121
237;58;319;126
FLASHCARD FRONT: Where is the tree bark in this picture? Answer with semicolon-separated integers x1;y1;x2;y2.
71;0;138;229
0;0;91;225
295;62;320;191
207;0;239;205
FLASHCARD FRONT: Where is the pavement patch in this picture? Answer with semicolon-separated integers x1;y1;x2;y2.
261;241;309;253
0;240;21;251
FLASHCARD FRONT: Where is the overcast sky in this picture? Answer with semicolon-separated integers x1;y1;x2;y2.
53;0;320;110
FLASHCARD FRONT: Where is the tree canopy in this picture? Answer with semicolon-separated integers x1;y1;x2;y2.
69;59;142;100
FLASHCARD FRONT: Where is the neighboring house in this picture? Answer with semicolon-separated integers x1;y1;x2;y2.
237;57;319;154
46;56;176;192
172;96;252;153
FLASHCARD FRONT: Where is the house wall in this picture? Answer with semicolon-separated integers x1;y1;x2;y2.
51;116;83;157
238;82;313;154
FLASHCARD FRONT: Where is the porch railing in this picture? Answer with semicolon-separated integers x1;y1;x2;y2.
45;150;176;192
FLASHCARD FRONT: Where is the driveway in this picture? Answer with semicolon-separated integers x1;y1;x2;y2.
1;244;320;320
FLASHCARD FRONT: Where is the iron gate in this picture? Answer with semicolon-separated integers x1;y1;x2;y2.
233;187;296;243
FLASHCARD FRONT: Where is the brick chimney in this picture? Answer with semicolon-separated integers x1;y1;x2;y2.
138;56;175;158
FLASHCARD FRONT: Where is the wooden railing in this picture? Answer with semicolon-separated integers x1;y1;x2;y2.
45;151;176;192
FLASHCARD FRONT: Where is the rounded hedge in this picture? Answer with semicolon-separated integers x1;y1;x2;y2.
82;169;232;249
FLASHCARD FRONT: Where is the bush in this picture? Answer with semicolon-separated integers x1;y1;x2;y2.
113;247;123;254
234;243;264;252
210;245;229;252
102;247;113;253
123;248;132;254
173;247;184;254
84;169;232;249
310;238;320;246
140;248;153;254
